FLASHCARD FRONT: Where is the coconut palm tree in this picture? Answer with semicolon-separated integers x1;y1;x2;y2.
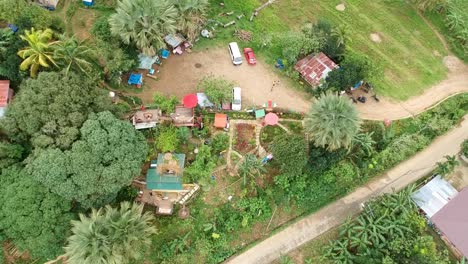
54;36;94;76
304;94;360;151
238;154;266;188
65;202;156;264
331;24;350;47
109;0;179;56
17;28;58;78
175;0;209;42
349;132;375;156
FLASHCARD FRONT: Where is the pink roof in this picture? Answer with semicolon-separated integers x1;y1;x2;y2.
264;112;279;126
294;53;339;87
432;188;468;258
0;80;12;107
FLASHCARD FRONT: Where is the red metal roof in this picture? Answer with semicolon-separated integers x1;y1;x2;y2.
0;80;12;107
214;113;227;128
432;188;468;258
294;53;339;87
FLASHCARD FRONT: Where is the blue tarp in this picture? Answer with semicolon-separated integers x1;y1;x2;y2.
128;73;142;85
160;49;170;59
83;0;94;6
8;24;18;33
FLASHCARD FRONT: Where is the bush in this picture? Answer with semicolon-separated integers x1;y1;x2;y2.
462;139;468;156
155;126;179;152
197;75;234;106
211;133;229;154
153;93;179;114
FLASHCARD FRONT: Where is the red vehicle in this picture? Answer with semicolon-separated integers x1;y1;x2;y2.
243;48;256;65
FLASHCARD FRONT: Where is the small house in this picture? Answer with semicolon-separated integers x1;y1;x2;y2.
214;113;228;129
132;109;162;129
144;153;198;215
0;80;14;118
171;105;195;127
294;52;339;87
164;34;192;54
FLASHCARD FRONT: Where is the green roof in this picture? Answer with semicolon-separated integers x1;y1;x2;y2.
146;153;185;191
255;109;265;118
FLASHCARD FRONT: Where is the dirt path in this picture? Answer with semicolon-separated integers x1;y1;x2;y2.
225;115;468;264
356;55;468;120
137;48;311;112
137;48;468;121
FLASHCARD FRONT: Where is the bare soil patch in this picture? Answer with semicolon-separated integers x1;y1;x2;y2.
335;3;346;11
134;47;311;112
370;33;382;43
234;123;256;154
71;8;97;40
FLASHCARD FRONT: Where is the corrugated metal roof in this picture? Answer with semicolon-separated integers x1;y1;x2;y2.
146;153;185;191
294;53;339;87
0;80;11;107
411;175;458;217
432;188;468;258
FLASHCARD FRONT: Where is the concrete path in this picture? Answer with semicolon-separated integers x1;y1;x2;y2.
225;115;468;264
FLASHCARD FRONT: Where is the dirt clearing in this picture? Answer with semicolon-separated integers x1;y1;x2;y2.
135;47;311;113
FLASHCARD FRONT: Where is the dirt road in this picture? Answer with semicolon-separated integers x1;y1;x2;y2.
138;48;311;112
225;115;468;264
139;48;467;120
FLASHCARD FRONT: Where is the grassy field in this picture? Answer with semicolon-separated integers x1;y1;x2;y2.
203;0;449;100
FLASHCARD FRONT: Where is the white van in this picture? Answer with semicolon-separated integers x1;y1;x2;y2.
232;87;242;111
228;42;242;65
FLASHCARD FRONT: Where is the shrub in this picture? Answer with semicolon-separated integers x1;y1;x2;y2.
462;139;468;156
211;133;229;154
155;126;179;152
152;93;179;114
197;75;234;106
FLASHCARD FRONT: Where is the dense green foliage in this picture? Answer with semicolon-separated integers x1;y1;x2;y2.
65;202;156;264
462;139;468;156
153;92;179;113
446;0;468;53
155;125;179;152
1;72;112;149
109;0;179;55
305;94;360;151
0;166;73;260
0;28;24;87
323;187;452;263
26;111;147;208
197;75;234;106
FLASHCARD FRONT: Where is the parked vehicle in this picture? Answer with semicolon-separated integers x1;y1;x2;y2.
228;42;242;65
243;48;256;65
232;87;242;111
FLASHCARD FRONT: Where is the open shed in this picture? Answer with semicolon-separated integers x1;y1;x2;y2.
132;109;161;129
171;105;195;127
411;175;458;218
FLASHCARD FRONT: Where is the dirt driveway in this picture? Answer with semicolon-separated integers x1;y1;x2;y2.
136;47;311;112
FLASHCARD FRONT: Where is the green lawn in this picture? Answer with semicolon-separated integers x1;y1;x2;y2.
203;0;449;100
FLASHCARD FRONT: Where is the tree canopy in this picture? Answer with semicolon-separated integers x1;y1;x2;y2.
109;0;178;56
0;71;113;149
0;166;73;260
65;202;156;264
304;94;360;151
197;75;234;106
271;134;308;176
26;111;148;208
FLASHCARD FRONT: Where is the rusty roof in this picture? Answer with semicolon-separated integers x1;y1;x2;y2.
294;52;339;87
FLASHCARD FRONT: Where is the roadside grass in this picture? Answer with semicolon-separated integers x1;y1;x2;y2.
424;10;468;63
202;0;448;101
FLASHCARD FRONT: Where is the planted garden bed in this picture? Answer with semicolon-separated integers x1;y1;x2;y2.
233;123;256;154
260;125;286;151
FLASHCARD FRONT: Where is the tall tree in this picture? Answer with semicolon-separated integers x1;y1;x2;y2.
109;0;178;56
17;28;58;77
238;154;266;188
304;94;360;151
0;72;113;149
175;0;209;42
65;202;156;264
26;111;148;208
0;166;73;260
54;36;94;76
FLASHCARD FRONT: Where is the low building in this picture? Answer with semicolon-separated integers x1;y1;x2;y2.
294;52;339;87
0;80;14;118
171;105;195;127
432;188;468;258
214;113;228;129
132;109;161;129
412;176;468;258
142;153;198;215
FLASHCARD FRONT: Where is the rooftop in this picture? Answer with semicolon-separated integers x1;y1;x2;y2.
146;153;186;191
294;52;339;87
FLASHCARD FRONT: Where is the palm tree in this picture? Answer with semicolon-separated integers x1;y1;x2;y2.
331;24;350;47
109;0;179;56
238;154;266;188
175;0;209;42
304;93;360;151
447;12;464;31
64;202;156;264
17;28;58;78
435;155;460;177
53;36;94;76
350;132;375;156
